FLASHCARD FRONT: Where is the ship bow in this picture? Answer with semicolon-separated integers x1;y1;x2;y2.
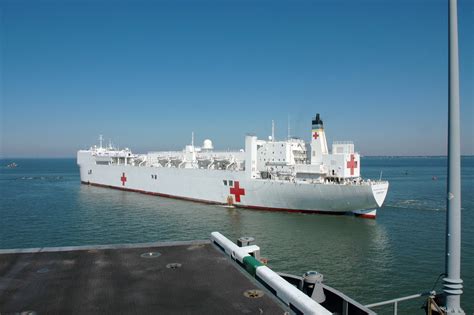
371;181;389;207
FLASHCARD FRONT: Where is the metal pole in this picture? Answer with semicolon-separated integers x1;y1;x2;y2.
443;0;464;314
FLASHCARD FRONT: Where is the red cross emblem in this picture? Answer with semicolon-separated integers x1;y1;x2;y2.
120;173;127;186
346;154;358;175
230;181;245;202
313;132;319;140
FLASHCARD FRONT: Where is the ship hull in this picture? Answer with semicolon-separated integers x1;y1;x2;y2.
78;161;388;216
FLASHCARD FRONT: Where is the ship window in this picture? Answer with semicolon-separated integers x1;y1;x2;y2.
229;180;233;187
151;175;153;179
223;180;227;186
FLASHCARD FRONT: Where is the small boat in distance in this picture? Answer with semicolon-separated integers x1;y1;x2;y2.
6;162;18;168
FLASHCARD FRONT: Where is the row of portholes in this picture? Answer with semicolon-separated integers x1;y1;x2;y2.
261;158;286;162
261;151;283;155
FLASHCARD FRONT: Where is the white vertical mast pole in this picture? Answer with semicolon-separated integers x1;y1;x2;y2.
271;120;275;142
287;115;291;140
99;135;103;149
443;0;464;314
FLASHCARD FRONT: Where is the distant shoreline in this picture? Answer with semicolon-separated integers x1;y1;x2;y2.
1;155;473;160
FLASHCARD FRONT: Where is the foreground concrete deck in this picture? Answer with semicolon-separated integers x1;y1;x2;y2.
0;240;287;314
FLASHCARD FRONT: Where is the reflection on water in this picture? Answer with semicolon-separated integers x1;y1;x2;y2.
76;184;391;262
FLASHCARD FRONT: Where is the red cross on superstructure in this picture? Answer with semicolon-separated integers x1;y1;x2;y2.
120;173;127;186
346;154;358;175
230;181;245;202
313;132;319;140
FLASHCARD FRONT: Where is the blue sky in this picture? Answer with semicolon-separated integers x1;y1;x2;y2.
1;0;473;157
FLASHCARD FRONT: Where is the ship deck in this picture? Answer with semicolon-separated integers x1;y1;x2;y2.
0;240;287;314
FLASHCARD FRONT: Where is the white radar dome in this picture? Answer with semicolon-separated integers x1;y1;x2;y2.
202;139;214;150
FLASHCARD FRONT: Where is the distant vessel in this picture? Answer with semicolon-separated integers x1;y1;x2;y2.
6;162;18;168
77;114;389;218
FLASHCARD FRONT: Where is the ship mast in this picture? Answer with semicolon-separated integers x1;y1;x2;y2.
443;0;464;314
271;120;275;142
99;135;103;149
287;115;291;140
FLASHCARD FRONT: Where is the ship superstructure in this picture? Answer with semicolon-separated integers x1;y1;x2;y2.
77;114;388;218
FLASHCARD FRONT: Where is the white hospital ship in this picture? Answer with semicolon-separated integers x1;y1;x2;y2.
77;114;389;218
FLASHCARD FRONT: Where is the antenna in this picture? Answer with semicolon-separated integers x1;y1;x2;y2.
191;131;194;147
271;120;275;142
287;115;291;140
99;135;103;149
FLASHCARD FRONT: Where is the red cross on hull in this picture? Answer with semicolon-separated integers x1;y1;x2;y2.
346;154;358;175
120;173;127;186
313;132;319;140
230;181;245;203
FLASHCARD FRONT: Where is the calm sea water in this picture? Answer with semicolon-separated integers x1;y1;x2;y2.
1;157;473;313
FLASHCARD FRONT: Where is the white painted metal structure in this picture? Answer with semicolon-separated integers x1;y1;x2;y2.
444;0;464;313
210;232;332;315
77;114;389;218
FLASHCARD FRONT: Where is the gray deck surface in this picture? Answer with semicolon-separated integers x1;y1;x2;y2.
0;241;287;314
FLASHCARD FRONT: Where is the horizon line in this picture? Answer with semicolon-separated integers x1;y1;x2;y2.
1;155;474;159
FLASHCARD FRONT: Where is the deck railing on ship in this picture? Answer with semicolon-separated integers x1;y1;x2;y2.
364;291;439;315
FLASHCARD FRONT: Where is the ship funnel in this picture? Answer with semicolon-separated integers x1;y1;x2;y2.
310;113;328;164
312;114;324;129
